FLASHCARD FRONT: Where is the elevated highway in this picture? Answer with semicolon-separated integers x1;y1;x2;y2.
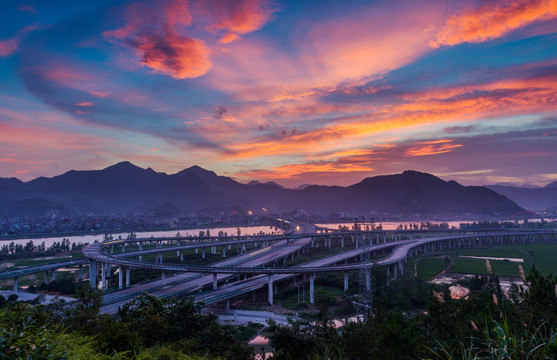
85;226;557;311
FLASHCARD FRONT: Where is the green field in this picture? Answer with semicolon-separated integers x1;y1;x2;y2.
413;257;448;278
427;242;557;278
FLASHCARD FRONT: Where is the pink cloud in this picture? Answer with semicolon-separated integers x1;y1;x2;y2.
89;91;110;98
18;4;38;14
103;0;277;79
200;0;277;34
103;1;212;79
0;37;19;57
0;24;40;57
75;101;94;107
205;1;445;104
405;139;463;157
431;0;557;48
218;33;240;44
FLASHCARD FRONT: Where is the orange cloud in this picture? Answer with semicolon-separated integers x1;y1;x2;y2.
431;0;557;48
218;33;240;44
75;101;94;106
103;1;211;79
201;0;276;34
89;91;110;98
103;0;277;79
405;139;463;156
217;73;557;161
206;2;444;103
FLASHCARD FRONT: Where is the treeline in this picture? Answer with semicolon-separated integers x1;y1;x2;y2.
0;289;256;359
396;222;451;230
267;267;557;359
460;219;556;229
0;238;87;261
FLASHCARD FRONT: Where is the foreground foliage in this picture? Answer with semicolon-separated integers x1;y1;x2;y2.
267;266;557;359
1;265;555;359
0;288;253;359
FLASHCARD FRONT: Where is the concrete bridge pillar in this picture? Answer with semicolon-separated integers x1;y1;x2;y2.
355;237;359;249
226;299;230;311
213;273;218;290
121;244;125;253
341;236;344;248
13;276;18;292
268;274;274;305
309;273;315;304
399;262;404;276
344;271;349;292
78;265;83;280
44;271;49;284
89;259;97;288
202;249;206;259
110;246;114;254
393;264;398;278
160;253;163;264
125;268;130;287
118;266;123;289
180;251;184;261
222;247;226;258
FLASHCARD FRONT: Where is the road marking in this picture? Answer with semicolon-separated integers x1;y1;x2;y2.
250;247;271;256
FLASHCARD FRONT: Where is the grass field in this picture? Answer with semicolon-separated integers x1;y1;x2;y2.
414;257;448;278
276;284;344;310
429;242;557;278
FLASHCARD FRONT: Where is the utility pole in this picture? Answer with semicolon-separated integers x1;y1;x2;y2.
355;233;373;321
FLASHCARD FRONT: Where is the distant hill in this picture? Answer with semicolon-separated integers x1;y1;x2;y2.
0;163;524;218
487;183;557;212
545;180;557;189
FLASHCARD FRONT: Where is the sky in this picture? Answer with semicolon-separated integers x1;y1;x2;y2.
0;0;556;188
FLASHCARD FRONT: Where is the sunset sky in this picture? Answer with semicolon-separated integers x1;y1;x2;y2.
1;0;556;187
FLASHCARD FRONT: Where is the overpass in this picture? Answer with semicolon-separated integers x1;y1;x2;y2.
83;226;557;310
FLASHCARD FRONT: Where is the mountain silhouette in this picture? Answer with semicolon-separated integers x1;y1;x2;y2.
0;163;524;218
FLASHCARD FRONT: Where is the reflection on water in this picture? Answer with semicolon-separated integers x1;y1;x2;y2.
0;226;281;248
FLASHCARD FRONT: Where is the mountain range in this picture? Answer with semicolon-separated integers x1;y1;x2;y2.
0;162;527;218
486;183;557;212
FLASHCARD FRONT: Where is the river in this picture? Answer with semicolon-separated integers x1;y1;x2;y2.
0;225;281;248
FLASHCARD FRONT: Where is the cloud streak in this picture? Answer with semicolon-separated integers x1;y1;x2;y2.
431;0;557;48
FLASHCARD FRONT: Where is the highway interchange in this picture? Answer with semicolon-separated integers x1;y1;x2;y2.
2;222;557;316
